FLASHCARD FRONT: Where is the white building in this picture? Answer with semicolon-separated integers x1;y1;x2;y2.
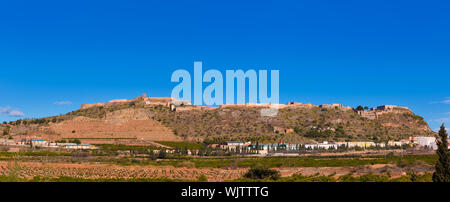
414;136;437;150
225;141;251;146
65;144;96;149
304;142;338;150
31;140;48;147
17;140;48;147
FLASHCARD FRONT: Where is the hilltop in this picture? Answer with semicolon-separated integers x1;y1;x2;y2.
1;94;435;145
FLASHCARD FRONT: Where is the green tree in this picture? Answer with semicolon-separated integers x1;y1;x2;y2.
409;171;418;182
69;139;81;145
432;124;450;182
197;175;208;182
356;106;364;111
335;124;346;138
243;166;281;180
158;149;167;159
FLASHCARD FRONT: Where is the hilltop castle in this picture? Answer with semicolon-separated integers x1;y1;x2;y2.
356;105;410;120
80;94;410;120
80;93;191;110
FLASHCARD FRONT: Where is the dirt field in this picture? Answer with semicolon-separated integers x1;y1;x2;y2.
0;161;245;182
0;161;433;182
276;164;433;178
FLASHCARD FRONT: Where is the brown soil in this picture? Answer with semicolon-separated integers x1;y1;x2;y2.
0;161;433;182
49;112;181;142
0;161;245;182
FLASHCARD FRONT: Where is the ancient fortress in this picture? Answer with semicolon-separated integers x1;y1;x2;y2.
80;94;409;120
80;93;191;110
356;105;410;120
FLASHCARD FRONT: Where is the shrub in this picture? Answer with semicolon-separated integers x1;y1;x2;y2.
158;150;167;159
69;139;81;144
197;175;208;182
243;166;281;180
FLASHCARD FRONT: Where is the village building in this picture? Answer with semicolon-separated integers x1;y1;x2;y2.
345;141;376;148
249;143;300;151
17;140;48;147
412;136;437;149
65;144;96;149
220;141;251;151
304;141;338;150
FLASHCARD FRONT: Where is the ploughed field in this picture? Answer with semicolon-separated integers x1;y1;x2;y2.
0;154;436;182
0;161;247;182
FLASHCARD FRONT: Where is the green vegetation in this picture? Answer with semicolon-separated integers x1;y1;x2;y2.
190;155;435;168
0;149;438;169
95;144;161;153
68;139;81;144
8;117;65;126
197;175;208;182
433;124;450;182
243;166;281;180
106;154;436;168
233;173;433;182
0;151;72;157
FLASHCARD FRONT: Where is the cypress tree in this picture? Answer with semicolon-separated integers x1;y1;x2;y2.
432;124;450;182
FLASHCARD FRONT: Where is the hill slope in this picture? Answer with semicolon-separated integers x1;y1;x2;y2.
1;97;434;144
150;105;433;143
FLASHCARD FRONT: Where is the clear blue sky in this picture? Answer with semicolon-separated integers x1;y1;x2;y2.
0;0;449;131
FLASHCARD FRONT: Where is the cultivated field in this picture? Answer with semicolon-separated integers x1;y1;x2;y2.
0;161;246;182
0;153;435;182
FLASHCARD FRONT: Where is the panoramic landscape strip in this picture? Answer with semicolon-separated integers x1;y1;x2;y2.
1;94;449;182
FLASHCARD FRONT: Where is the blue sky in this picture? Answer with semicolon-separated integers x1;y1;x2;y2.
0;0;449;131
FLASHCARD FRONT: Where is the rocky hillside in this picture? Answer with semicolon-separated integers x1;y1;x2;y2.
150;105;434;144
1;97;435;144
